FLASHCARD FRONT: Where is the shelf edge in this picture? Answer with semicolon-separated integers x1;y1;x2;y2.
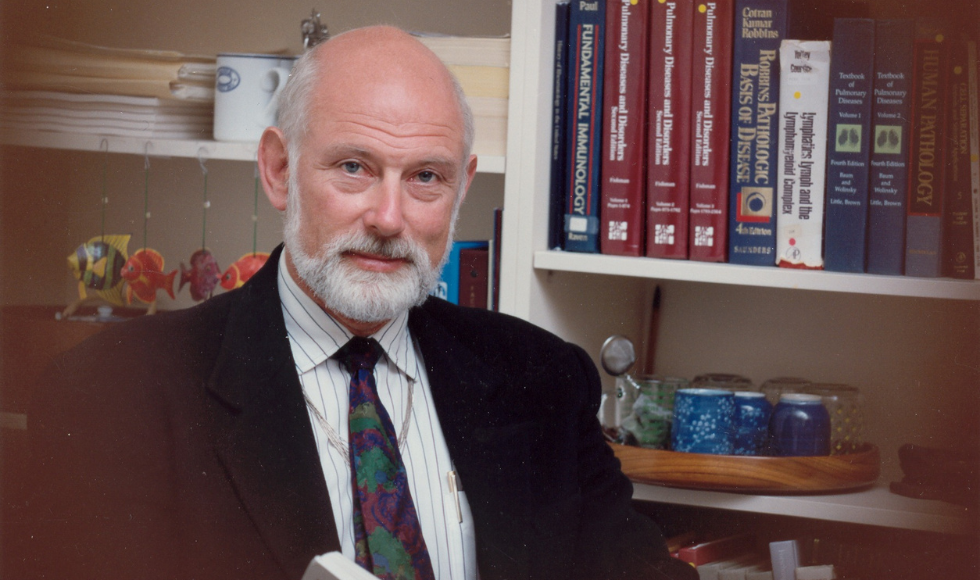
534;250;980;301
0;130;507;173
631;483;972;534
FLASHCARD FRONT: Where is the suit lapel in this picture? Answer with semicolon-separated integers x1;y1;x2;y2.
206;247;339;578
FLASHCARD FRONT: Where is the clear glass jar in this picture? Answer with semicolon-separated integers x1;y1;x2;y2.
622;375;688;449
803;383;864;455
760;376;812;406
692;373;754;392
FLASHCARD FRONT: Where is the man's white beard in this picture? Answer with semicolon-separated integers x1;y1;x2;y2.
283;173;454;324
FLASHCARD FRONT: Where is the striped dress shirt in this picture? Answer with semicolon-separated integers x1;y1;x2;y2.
277;262;478;579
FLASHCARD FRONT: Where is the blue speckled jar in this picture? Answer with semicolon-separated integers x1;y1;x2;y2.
733;391;773;455
769;393;831;456
671;388;735;454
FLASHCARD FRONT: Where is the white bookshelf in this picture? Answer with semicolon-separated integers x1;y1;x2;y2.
0;129;508;174
633;483;972;535
501;0;979;545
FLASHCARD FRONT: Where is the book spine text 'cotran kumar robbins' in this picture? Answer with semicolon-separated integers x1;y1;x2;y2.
726;0;789;266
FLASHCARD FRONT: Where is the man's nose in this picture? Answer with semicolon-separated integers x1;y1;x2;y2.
363;176;406;237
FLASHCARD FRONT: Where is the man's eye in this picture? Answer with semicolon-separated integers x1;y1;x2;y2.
341;161;361;174
417;171;436;183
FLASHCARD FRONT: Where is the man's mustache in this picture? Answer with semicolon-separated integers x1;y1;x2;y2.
333;233;424;265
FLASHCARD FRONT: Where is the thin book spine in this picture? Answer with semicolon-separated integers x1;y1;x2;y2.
823;18;875;273
458;247;490;309
599;0;650;256
726;0;789;266
645;0;695;259
905;21;949;278
564;0;607;253
967;41;980;279
775;40;832;269
866;19;915;276
688;0;734;262
549;1;572;250
941;40;975;279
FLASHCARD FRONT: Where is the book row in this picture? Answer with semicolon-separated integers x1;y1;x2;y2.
549;0;980;279
433;208;504;311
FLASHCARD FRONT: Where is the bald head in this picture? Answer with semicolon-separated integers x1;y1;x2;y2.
277;26;474;164
257;25;480;334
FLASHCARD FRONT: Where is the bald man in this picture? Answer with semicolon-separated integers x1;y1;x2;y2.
17;27;696;580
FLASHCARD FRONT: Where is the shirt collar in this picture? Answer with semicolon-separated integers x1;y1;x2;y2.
277;256;419;381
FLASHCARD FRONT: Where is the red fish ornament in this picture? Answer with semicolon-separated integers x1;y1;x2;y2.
180;248;221;301
220;252;270;290
121;248;177;312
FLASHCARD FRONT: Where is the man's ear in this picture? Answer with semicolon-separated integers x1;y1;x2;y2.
460;154;478;205
257;127;290;211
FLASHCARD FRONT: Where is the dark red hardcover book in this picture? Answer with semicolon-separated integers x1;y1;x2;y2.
646;0;695;258
458;247;489;309
942;40;975;279
905;20;949;277
688;0;733;262
600;0;650;256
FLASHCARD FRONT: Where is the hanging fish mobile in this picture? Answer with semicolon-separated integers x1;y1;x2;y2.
220;252;270;290
180;248;221;301
122;248;177;314
67;234;131;307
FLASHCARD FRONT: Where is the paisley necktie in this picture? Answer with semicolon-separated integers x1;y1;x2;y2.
337;336;435;580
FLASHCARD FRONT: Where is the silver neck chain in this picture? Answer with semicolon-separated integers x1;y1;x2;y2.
304;377;415;468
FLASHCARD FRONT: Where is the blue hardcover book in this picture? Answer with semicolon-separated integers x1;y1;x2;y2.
726;0;789;265
905;20;949;278
563;0;606;253
866;19;914;276
823;18;875;273
549;1;572;250
434;241;490;305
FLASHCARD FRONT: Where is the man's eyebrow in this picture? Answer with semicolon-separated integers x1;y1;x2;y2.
318;145;461;176
318;144;374;160
416;156;461;173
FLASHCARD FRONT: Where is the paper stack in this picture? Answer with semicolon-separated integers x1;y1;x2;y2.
414;33;510;157
1;91;213;140
2;36;216;140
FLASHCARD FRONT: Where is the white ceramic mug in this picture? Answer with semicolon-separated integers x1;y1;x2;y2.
213;53;296;142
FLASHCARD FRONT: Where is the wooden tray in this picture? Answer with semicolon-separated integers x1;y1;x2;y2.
609;442;880;493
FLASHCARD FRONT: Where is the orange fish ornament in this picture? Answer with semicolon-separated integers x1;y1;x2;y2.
121;248;177;306
220;252;270;290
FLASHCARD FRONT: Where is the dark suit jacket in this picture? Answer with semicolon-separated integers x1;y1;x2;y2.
17;247;695;580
